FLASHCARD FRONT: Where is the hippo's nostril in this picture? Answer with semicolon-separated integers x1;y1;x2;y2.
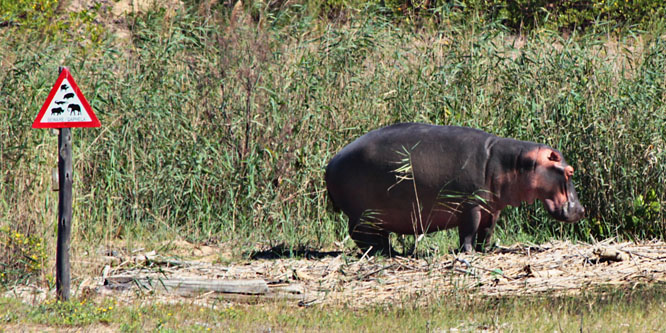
572;203;585;220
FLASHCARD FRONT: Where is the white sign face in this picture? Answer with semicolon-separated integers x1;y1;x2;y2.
40;78;93;123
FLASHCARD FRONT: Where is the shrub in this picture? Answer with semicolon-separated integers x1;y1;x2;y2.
0;225;48;287
479;0;666;31
321;0;666;32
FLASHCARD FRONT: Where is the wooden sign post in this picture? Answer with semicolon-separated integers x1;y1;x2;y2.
56;127;73;300
32;67;100;300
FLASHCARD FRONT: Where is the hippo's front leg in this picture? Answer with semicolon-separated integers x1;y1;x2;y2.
458;206;482;252
475;211;500;252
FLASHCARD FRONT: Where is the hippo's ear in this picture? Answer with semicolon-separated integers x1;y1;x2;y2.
547;151;561;162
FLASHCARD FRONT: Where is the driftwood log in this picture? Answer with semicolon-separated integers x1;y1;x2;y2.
103;275;306;302
105;276;268;295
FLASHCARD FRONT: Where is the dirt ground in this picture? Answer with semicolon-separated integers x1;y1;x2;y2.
6;240;666;309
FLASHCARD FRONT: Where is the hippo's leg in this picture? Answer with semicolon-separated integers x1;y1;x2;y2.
458;206;482;253
349;216;394;257
475;211;500;252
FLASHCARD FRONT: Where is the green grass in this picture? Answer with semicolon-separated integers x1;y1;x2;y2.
1;1;664;287
2;284;666;331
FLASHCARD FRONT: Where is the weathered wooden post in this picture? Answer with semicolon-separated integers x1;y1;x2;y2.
32;67;100;301
56;126;73;300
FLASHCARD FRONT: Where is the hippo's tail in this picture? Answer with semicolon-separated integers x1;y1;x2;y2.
326;191;340;212
324;167;341;212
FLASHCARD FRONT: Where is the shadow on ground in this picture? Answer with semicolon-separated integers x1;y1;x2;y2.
249;244;343;260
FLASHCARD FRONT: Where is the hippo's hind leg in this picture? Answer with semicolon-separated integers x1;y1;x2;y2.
458;206;482;253
348;213;394;257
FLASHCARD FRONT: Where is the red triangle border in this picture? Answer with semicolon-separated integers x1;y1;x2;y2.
32;67;101;129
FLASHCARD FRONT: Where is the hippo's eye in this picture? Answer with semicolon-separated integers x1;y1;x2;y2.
552;164;566;176
548;151;561;162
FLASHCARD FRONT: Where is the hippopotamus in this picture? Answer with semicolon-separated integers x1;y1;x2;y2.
325;123;585;255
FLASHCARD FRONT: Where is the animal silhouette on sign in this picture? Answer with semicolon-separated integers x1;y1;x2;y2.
51;107;64;116
64;93;75;99
68;104;81;116
55;100;66;105
60;84;69;91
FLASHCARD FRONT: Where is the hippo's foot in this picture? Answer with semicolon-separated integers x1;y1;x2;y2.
456;241;494;253
357;243;395;257
457;243;475;254
349;223;395;257
475;242;495;253
353;236;396;257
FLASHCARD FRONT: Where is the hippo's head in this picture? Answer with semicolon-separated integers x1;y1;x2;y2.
526;147;585;223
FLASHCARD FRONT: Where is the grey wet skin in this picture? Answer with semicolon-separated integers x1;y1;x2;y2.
325;123;585;255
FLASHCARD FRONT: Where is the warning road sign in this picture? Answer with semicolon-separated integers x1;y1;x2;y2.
32;67;100;128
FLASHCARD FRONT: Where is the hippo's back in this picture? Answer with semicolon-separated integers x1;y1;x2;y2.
325;123;495;233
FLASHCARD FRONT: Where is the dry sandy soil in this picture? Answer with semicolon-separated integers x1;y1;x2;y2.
6;240;666;308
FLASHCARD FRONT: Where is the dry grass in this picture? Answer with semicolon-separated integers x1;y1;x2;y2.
6;240;666;310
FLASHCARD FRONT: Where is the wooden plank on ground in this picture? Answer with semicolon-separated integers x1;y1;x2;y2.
105;276;269;295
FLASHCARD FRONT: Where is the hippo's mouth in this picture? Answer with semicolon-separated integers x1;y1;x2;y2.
544;198;585;223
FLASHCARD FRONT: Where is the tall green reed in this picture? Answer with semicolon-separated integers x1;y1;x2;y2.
1;3;664;265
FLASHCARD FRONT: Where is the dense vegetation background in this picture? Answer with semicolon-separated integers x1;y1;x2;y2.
1;0;664;286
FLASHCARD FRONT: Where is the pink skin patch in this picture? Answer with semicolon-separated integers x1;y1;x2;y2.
564;165;574;181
